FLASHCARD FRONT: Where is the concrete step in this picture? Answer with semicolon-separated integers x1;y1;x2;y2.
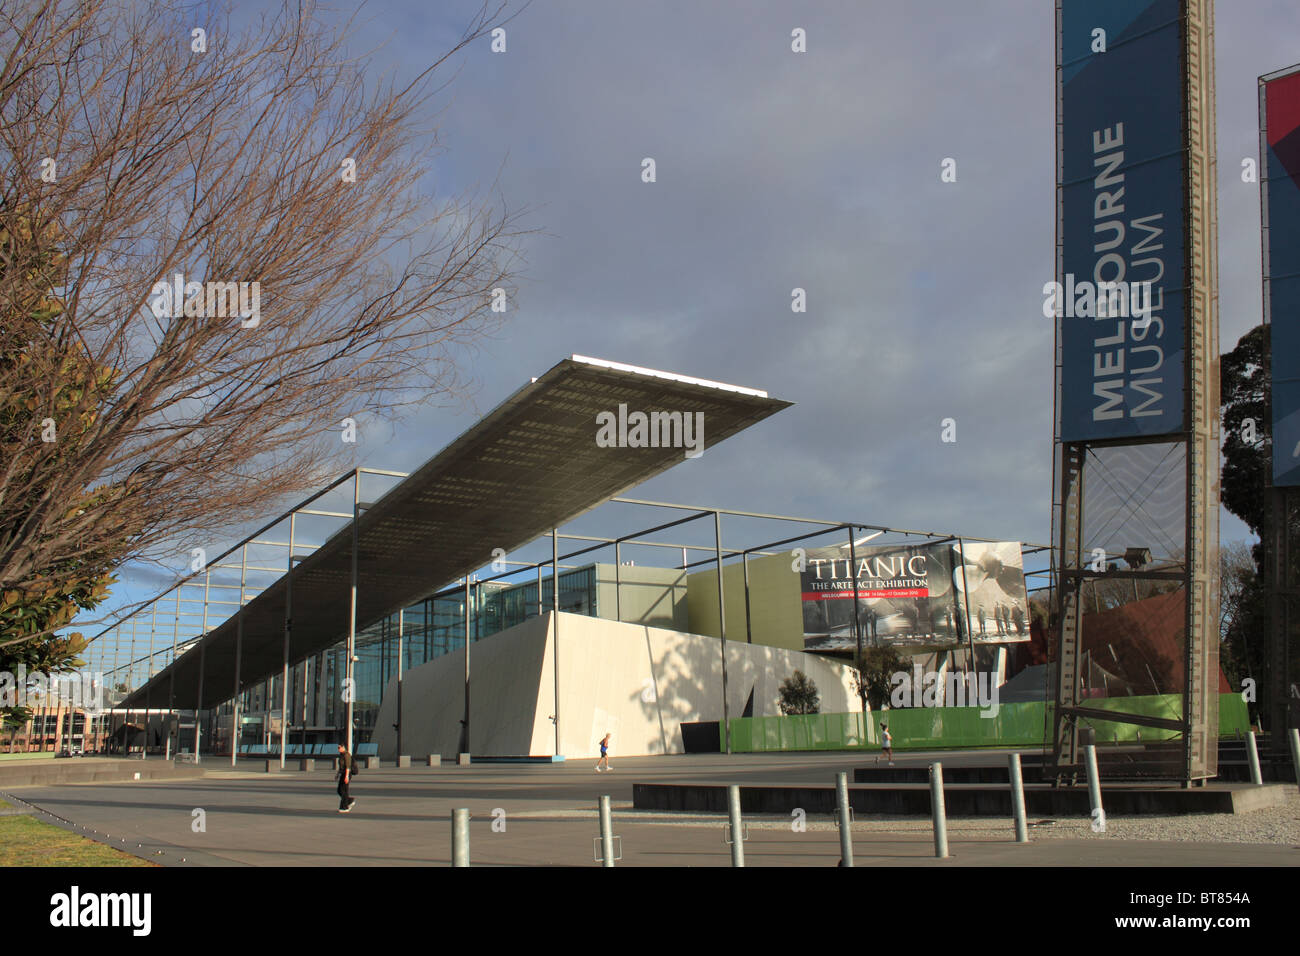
0;758;208;788
633;780;1291;816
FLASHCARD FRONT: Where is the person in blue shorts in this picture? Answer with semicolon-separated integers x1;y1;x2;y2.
595;732;612;772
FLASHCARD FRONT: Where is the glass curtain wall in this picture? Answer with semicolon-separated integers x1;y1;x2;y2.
220;565;598;752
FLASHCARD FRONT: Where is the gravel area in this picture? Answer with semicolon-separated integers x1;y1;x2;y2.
529;789;1300;845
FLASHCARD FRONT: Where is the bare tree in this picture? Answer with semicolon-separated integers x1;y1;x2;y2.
0;0;530;645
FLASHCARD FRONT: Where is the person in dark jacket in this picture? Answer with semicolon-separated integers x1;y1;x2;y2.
336;743;356;813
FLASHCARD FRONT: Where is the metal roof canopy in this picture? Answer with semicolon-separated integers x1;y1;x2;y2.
125;355;792;709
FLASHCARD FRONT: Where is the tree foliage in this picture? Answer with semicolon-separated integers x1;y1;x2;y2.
778;669;820;716
1;209;118;705
1220;324;1271;556
1218;323;1280;726
0;0;528;648
852;645;908;711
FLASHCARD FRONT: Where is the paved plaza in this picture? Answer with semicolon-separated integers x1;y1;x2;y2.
3;752;1297;866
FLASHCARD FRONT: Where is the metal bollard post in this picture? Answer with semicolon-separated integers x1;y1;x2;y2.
835;772;854;867
1246;731;1263;785
1084;743;1103;820
728;784;745;867
1008;753;1028;844
929;762;948;859
1289;729;1300;794
451;808;470;867
599;794;615;868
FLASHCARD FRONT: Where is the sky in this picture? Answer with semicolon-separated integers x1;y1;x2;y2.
89;0;1300;644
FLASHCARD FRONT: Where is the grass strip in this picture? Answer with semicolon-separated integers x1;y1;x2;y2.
0;815;155;867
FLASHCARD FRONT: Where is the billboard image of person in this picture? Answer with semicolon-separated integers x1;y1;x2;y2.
952;541;1032;646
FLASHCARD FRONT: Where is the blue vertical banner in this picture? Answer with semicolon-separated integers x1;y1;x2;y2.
1058;0;1187;442
1262;65;1300;487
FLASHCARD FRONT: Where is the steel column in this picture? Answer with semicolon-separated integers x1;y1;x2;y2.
847;527;866;714
957;537;977;673
552;529;560;755
396;608;404;759
462;576;471;755
742;551;753;644
127;618;136;752
280;512;295;769
145;604;156;759
1269;488;1292;754
231;613;243;767
715;511;730;755
167;588;180;759
347;472;359;755
194;642;205;761
1053;443;1087;771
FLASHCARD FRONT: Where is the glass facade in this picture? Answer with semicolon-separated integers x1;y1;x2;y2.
212;565;598;752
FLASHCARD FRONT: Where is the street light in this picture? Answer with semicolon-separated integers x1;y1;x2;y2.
1123;547;1151;602
1123;547;1152;570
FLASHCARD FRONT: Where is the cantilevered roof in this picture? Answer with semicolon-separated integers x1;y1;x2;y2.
125;356;791;708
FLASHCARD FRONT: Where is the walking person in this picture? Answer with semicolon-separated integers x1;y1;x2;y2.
336;742;357;813
595;732;612;772
881;722;894;766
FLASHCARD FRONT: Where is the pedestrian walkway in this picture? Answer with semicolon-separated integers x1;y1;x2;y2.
7;753;1298;867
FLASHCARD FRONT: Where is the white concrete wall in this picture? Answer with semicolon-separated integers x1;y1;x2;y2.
373;611;865;759
372;614;550;760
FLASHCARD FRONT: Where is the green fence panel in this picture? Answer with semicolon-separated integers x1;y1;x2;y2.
726;693;1249;753
1217;693;1250;736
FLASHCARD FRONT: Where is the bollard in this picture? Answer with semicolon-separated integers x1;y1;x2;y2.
929;762;948;858
599;794;615;868
1084;744;1103;820
1008;753;1028;844
426;754;440;767
727;785;745;867
396;755;410;768
1246;731;1263;785
451;808;470;867
299;758;315;772
458;753;471;767
1289;729;1300;794
835;772;854;867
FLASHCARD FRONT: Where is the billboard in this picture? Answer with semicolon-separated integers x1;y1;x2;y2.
800;540;1030;652
1057;0;1187;441
1262;64;1300;487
